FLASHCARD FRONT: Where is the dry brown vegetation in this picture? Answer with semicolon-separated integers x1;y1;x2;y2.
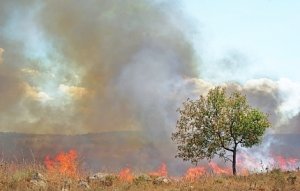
0;162;299;191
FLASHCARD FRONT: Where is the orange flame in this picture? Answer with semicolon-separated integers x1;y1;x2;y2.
238;167;249;176
44;149;78;177
149;163;168;177
275;155;298;170
209;162;231;175
44;155;55;171
119;167;134;182
185;166;205;181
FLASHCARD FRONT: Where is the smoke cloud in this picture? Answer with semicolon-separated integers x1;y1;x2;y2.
0;48;3;64
0;0;299;173
0;0;198;135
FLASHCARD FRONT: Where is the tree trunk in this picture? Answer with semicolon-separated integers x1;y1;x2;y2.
232;145;237;175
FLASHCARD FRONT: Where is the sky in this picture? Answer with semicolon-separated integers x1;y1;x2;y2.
182;0;300;83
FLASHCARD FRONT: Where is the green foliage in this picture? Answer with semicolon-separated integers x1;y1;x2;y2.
172;86;270;166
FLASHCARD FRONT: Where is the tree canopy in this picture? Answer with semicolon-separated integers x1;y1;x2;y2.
172;86;270;175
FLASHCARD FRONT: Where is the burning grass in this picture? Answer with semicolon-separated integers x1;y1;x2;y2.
0;163;299;190
44;149;79;178
0;150;300;190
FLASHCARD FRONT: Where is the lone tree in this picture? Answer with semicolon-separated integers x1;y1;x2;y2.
172;86;270;175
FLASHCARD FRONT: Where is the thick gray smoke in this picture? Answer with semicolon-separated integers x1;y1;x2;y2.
0;0;201;172
0;0;198;136
0;0;299;174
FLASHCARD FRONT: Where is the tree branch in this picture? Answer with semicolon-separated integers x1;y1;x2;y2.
223;155;233;162
216;132;234;152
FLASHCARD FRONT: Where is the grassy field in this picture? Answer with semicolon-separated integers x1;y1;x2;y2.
0;162;299;191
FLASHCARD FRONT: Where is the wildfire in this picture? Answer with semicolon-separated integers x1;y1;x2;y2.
184;162;232;180
43;149;300;181
149;163;168;177
119;167;134;182
208;162;231;175
185;166;205;181
275;155;298;170
237;151;300;172
44;149;78;177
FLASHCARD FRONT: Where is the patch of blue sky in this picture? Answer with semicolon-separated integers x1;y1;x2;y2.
182;0;300;83
1;3;54;63
2;7;69;102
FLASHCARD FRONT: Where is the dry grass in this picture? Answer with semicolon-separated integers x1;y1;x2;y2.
0;162;299;191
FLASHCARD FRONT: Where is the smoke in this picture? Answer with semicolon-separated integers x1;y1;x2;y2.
0;0;300;174
0;0;202;172
201;51;253;83
281;113;300;134
190;77;300;171
0;0;198;135
0;48;3;64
